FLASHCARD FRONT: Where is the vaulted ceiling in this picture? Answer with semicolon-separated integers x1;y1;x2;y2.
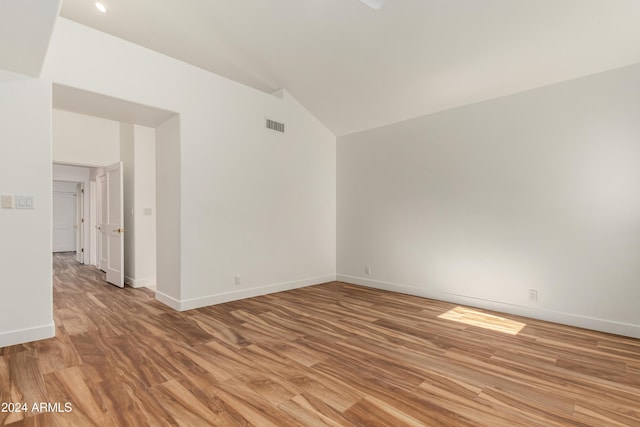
55;0;640;135
0;0;61;78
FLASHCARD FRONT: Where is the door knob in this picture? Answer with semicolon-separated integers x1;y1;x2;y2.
113;228;126;233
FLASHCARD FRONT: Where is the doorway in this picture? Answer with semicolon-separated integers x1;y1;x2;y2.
52;84;177;295
52;164;94;267
52;181;78;253
53;161;128;288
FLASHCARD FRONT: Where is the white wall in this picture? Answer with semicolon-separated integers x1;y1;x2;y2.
53;164;90;182
0;78;54;346
52;181;78;192
121;123;157;287
133;125;157;287
43;19;336;311
53;108;120;166
156;115;181;302
120;123;136;282
338;63;640;338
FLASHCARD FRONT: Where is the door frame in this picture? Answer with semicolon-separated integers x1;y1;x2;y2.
97;173;108;272
75;182;84;263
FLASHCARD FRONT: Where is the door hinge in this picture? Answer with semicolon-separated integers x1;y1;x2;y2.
81;248;84;252
81;218;84;223
81;189;84;194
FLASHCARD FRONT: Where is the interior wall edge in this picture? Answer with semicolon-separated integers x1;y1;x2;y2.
0;322;56;348
156;274;337;312
125;276;156;288
154;290;183;311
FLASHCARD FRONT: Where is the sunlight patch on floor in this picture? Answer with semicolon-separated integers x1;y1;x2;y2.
438;306;526;335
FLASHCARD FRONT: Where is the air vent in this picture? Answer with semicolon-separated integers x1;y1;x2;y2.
265;118;285;133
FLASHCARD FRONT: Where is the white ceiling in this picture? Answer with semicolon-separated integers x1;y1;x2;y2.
60;0;640;136
0;0;61;77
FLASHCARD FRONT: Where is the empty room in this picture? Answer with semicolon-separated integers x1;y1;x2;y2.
1;0;639;425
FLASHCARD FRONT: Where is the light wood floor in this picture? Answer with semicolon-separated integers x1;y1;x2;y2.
1;253;639;426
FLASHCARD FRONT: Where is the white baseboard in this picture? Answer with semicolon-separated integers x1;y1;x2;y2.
0;322;56;348
155;274;336;312
125;276;157;289
337;274;640;339
155;290;181;310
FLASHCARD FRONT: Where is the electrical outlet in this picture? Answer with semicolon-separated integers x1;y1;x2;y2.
365;266;371;275
528;289;538;302
235;275;241;286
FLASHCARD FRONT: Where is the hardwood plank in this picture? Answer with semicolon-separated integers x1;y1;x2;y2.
149;379;224;426
343;396;429;427
9;351;48;412
4;413;54;427
278;393;349;427
206;378;302;427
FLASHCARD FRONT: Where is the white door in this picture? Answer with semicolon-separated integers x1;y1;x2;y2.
52;192;76;252
75;183;84;263
89;180;98;266
99;162;125;288
98;174;108;272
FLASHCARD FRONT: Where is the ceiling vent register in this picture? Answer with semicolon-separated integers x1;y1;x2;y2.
266;118;285;133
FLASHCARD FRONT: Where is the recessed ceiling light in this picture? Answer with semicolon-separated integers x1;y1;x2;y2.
95;2;108;13
360;0;385;10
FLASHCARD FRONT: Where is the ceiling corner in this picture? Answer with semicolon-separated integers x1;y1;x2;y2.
0;0;62;77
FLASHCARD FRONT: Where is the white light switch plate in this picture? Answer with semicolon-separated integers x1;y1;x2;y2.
1;195;14;209
16;195;34;209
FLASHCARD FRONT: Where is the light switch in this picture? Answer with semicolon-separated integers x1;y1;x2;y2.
1;195;14;209
16;195;34;209
144;208;153;216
